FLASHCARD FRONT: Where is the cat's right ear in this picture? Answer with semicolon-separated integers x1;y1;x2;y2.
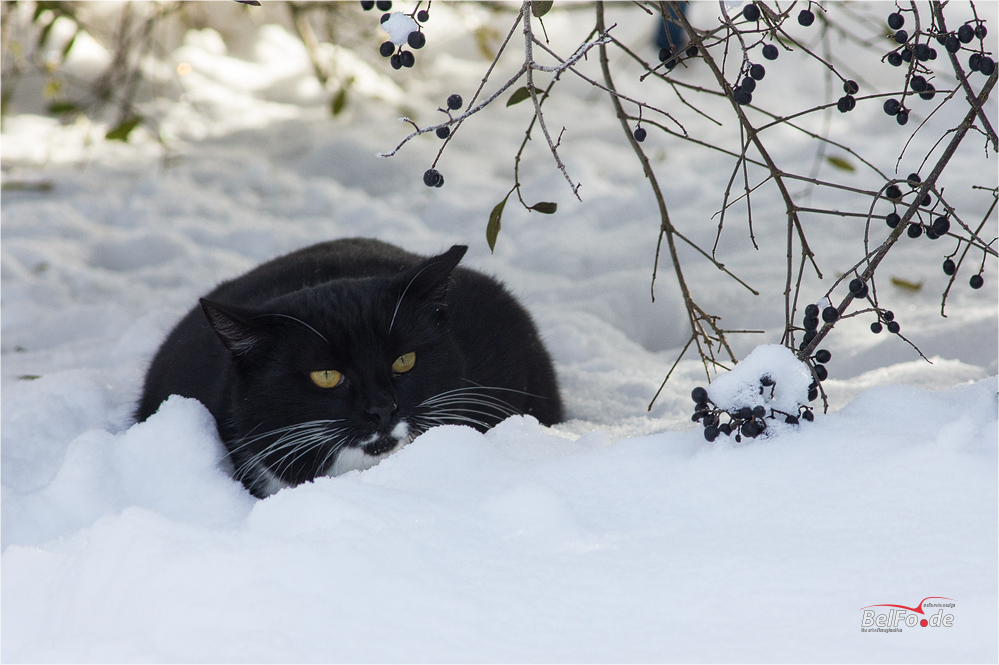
200;298;265;357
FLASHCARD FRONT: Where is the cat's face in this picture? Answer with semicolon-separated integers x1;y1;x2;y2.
202;247;471;497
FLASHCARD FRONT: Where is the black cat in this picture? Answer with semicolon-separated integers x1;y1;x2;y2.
137;238;562;498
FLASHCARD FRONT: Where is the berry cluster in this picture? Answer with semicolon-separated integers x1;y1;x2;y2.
422;93;463;188
690;379;814;444
729;2;819;107
362;1;430;70
882;9;994;126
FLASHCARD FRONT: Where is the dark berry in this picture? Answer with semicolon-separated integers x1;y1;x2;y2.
408;31;426;49
886;212;901;228
921;193;932;206
417;9;429;22
814;365;828;381
704;425;720;442
742;3;760;22
915;43;931;61
740;77;757;93
390;53;402;69
958;24;975;43
741;420;762;438
894;30;908;44
380;13;391;23
919;84;936;100
969;53;982;71
658;46;674;63
871;321;883;334
379;41;395;57
946;35;961;53
888;12;904;30
979;57;995;77
887;321;900;334
719;423;732;436
883;98;901;116
883;310;894;322
686;45;699;57
932;217;950;235
749;63;766;80
837;95;856;113
849;278;865;295
762;44;779;60
970;274;984;289
896;110;909;126
423;168;441;187
804;316;819;332
885;184;902;199
633;127;647;142
843;79;859;94
975;25;987;39
737;407;753;420
735;89;753;105
436;126;451;139
760;375;775;386
447;94;463;110
785;415;800;425
805;304;819;318
399;50;415;67
901;48;912;62
807;387;819;402
360;0;375;9
887;51;903;67
798;9;814;26
906;173;921;185
926;228;940;240
375;0;391;9
691;387;709;404
942;258;956;275
909;75;928;92
802;409;815;421
907;223;923;238
751;406;764;418
929;48;937;60
435;174;444;188
814;349;832;364
822;306;839;323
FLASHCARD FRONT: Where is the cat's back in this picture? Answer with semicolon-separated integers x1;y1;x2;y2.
209;238;419;305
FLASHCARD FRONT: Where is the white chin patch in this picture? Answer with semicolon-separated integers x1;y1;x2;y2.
328;421;411;477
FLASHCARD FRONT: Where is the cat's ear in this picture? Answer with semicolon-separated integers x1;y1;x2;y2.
399;245;468;304
200;298;266;356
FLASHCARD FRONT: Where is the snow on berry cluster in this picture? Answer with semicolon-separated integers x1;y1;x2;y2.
691;345;816;443
361;1;430;70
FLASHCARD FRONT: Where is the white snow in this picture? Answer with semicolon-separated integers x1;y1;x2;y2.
2;3;996;662
381;12;420;47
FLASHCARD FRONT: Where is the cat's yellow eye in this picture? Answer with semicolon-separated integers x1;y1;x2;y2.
309;369;343;388
392;352;416;373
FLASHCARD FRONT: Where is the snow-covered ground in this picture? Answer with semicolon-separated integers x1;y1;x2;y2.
2;2;996;662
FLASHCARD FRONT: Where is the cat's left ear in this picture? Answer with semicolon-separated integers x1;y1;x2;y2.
398;245;467;304
200;298;267;357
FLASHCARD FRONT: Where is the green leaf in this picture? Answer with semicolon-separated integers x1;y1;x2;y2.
331;87;348;116
890;276;923;292
47;100;80;115
105;116;142;142
487;195;508;253
532;1;553;18
507;86;533;107
528;201;557;214
825;156;855;172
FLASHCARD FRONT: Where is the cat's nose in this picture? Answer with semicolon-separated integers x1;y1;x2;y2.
366;401;397;426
